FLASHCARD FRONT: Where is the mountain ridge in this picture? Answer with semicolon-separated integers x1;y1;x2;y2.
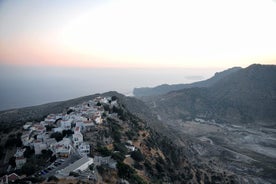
133;66;242;97
143;64;276;125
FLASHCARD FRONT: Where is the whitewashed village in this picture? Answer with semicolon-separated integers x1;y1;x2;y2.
0;96;141;183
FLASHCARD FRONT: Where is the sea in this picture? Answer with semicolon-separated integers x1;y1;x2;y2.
0;65;220;111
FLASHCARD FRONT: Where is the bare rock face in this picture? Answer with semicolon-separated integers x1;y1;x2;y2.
134;64;276;184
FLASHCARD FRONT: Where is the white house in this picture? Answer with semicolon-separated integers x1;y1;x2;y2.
125;145;136;152
78;142;90;156
14;148;25;158
33;141;47;155
15;157;26;169
94;156;117;169
45;114;57;123
23;122;32;130
21;133;31;146
31;124;46;134
0;173;20;184
92;112;103;124
94;116;103;124
111;100;118;107
53;127;63;133
72;132;83;148
82;120;95;131
100;97;109;104
45;138;57;147
74;126;81;134
14;147;27;169
60;120;72;130
52;138;72;157
37;133;49;142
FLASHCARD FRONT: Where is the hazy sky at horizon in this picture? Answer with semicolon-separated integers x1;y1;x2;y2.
0;0;276;110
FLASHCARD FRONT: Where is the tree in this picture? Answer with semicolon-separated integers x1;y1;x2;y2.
8;156;16;168
50;132;63;142
111;96;117;101
131;150;144;162
114;143;128;155
62;129;74;137
5;137;22;148
67;109;74;114
97;146;111;156
69;172;79;177
89;163;95;171
0;146;4;159
45;125;54;132
24;146;34;158
117;162;135;179
47;176;59;182
111;152;125;162
41;149;53;159
133;161;143;170
21;162;36;176
96;165;106;175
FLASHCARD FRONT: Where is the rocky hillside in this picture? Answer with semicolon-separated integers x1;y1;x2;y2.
131;64;276;184
0;92;241;184
144;64;276;125
133;67;241;97
85;97;241;183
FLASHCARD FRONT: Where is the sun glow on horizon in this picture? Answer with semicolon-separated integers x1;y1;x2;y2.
0;0;276;68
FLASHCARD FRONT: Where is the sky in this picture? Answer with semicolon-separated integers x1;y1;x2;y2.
0;0;276;110
0;0;276;68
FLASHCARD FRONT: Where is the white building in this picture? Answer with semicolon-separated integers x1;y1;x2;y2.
44;114;58;124
72;132;83;148
125;145;136;152
52;138;72;157
53;127;63;133
33;141;47;155
15;157;26;169
45;138;57;147
78;142;90;156
75;121;84;128
23;122;32;130
37;133;49;142
0;173;20;184
14;148;25;158
21;133;31;146
60;120;72;130
94;116;103;124
31;124;46;134
82;121;95;131
58;156;93;176
111;100;118;107
94;156;117;169
74;126;81;134
100;97;109;104
14;148;26;169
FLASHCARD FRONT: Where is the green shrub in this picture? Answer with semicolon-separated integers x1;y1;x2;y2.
131;150;144;162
